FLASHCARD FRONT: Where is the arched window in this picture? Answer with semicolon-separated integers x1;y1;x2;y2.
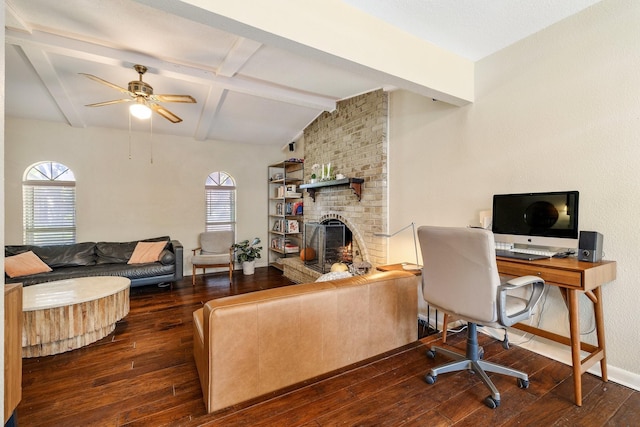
205;171;236;232
23;161;76;245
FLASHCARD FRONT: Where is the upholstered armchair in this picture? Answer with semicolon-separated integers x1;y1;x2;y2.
191;231;234;286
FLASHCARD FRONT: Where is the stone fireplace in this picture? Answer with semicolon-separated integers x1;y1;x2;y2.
282;89;389;282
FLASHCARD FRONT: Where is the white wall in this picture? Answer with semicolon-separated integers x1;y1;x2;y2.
4;118;285;272
389;0;640;387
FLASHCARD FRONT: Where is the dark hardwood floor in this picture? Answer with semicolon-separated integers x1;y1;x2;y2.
17;267;639;426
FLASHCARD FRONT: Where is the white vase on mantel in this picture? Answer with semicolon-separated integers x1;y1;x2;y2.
242;260;256;275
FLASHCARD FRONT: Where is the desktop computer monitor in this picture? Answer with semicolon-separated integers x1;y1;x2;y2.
492;191;579;249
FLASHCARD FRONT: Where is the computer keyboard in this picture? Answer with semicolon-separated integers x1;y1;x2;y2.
495;249;550;261
496;248;556;261
509;247;557;257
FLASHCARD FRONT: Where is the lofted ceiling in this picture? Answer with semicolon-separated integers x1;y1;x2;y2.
4;0;602;146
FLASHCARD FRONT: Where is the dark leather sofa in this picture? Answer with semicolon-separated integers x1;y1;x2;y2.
5;236;183;287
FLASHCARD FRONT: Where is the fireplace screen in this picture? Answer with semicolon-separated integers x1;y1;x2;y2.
303;221;352;273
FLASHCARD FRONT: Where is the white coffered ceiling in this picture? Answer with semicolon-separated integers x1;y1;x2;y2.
4;0;602;146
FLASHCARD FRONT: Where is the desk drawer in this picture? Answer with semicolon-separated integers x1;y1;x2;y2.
497;261;582;289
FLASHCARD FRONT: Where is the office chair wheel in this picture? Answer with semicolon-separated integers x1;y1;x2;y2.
424;374;437;385
484;396;500;409
426;349;436;359
517;378;529;389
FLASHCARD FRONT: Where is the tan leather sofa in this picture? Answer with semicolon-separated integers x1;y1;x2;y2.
193;270;418;413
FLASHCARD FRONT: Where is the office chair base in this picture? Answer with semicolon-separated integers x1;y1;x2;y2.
425;337;530;409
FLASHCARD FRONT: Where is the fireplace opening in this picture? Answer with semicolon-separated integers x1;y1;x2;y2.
303;220;353;273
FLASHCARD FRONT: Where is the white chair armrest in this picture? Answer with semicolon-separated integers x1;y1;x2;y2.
498;276;545;327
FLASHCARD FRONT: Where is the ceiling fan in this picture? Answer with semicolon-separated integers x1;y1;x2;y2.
80;64;196;123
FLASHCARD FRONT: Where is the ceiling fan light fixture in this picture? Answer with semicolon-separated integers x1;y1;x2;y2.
130;99;151;120
82;64;194;123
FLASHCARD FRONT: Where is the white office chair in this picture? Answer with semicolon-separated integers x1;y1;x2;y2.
418;226;545;409
191;231;234;286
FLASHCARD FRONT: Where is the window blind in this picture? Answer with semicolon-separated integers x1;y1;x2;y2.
23;184;76;245
205;186;235;232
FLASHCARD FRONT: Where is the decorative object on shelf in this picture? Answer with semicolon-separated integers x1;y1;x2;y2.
232;237;262;275
374;222;421;270
284;184;301;197
336;173;345;180
320;163;333;181
310;163;320;183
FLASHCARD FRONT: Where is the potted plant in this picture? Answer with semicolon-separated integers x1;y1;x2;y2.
232;237;262;275
310;163;320;183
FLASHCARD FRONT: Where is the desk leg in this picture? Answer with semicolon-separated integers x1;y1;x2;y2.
567;289;583;407
593;286;608;382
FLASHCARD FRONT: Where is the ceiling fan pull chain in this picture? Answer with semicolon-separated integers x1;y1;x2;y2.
149;114;154;164
128;113;132;160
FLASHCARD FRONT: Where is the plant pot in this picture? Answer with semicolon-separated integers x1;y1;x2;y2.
242;260;256;275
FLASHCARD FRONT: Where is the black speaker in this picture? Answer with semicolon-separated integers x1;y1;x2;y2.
578;231;603;262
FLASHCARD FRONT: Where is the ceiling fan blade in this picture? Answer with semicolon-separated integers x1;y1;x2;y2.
80;73;132;95
151;94;196;103
85;99;132;107
149;103;183;123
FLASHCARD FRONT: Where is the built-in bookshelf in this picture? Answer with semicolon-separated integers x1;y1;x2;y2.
268;160;304;270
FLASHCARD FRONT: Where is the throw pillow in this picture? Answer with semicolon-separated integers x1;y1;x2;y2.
158;249;175;265
315;271;352;282
5;251;52;278
127;241;167;264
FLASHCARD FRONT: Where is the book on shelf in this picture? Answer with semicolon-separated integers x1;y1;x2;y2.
272;219;300;233
271;238;282;249
284;243;299;253
276;201;302;216
287;220;299;233
270;237;299;253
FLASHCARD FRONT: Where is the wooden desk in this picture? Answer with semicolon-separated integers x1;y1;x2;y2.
376;263;422;276
496;256;616;406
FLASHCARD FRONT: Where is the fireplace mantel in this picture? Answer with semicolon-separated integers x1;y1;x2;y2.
299;178;364;202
